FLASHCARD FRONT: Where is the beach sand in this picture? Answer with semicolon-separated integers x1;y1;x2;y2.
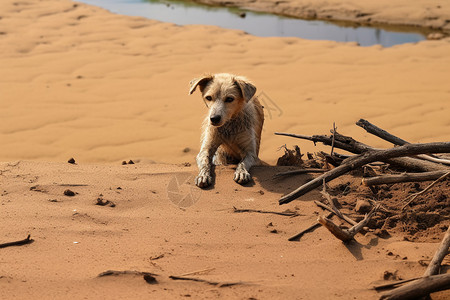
0;0;449;299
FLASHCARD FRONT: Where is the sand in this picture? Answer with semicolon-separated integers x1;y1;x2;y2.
195;0;450;33
0;0;449;299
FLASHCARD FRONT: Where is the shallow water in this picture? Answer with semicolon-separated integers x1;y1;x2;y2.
80;0;426;47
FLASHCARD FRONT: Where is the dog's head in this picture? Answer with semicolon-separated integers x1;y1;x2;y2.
189;73;256;127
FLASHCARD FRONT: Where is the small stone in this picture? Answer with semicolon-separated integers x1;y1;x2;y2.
122;161;127;165
128;160;134;164
182;147;191;153
239;12;246;18
143;274;158;284
355;199;372;213
64;189;75;197
258;190;264;195
68;158;76;164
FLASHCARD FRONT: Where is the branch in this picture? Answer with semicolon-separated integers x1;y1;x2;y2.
169;275;247;287
356;119;450;165
362;170;449;186
318;205;379;243
279;142;450;205
276;131;447;172
424;225;450;276
0;234;34;249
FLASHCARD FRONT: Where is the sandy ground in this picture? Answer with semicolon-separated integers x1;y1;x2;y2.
195;0;450;33
0;161;448;299
0;0;450;299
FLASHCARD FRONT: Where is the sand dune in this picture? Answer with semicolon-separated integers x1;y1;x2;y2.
0;0;449;165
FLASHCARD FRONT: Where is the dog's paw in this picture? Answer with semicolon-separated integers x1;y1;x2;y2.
233;170;251;184
195;173;212;188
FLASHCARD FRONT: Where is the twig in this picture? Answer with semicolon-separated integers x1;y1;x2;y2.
314;200;357;226
97;270;158;284
331;122;337;156
318;205;379;243
180;268;216;277
273;168;326;179
279;142;450;205
288;212;334;241
319;179;357;225
0;234;34;249
169;275;247;287
362;170;449;186
401;171;450;210
424;225;450;276
232;207;299;217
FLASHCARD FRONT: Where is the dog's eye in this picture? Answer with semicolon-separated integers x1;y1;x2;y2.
205;96;212;101
225;97;234;103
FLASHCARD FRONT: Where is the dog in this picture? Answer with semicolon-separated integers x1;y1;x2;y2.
189;73;264;188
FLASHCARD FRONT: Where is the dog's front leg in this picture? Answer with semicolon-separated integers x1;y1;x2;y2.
195;138;219;188
234;153;257;184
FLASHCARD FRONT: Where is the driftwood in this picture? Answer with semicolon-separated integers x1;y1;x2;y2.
401;171;450;210
0;234;34;249
424;225;450;276
279;142;450;205
356;119;450;166
97;270;159;284
379;273;450;300
169;275;246;287
275;131;448;172
379;226;450;299
318;204;379;243
363;170;449;186
232;207;299;217
288;212;334;241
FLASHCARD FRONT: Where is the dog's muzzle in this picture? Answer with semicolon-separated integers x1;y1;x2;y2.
210;115;222;126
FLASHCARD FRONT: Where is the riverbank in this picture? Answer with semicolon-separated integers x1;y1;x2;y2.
192;0;450;34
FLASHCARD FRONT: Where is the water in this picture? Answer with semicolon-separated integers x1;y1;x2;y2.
78;0;427;47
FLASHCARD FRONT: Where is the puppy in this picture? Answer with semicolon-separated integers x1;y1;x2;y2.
189;73;264;188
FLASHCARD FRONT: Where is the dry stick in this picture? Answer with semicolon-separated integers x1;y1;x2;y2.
97;270;158;277
232;207;299;217
279;142;450;205
288;212;334;241
330;122;337;156
318;205;379;243
180;268;216;277
379;273;450;300
273;168;326;179
169;275;246;287
424;225;450;277
356;118;450;165
319;180;357;225
275;132;447;172
0;234;33;249
373;277;422;291
401;171;450;210
314;200;357;226
362;170;449;186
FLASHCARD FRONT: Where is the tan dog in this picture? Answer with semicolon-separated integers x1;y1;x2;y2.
189;73;264;188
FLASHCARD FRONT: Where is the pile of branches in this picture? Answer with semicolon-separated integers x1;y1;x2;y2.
275;119;450;299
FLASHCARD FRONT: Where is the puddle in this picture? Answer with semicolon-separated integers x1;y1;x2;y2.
78;0;428;47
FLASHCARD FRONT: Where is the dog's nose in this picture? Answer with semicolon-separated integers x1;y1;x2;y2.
210;115;221;125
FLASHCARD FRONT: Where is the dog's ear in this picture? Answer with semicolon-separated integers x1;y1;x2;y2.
189;75;213;95
234;76;257;102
